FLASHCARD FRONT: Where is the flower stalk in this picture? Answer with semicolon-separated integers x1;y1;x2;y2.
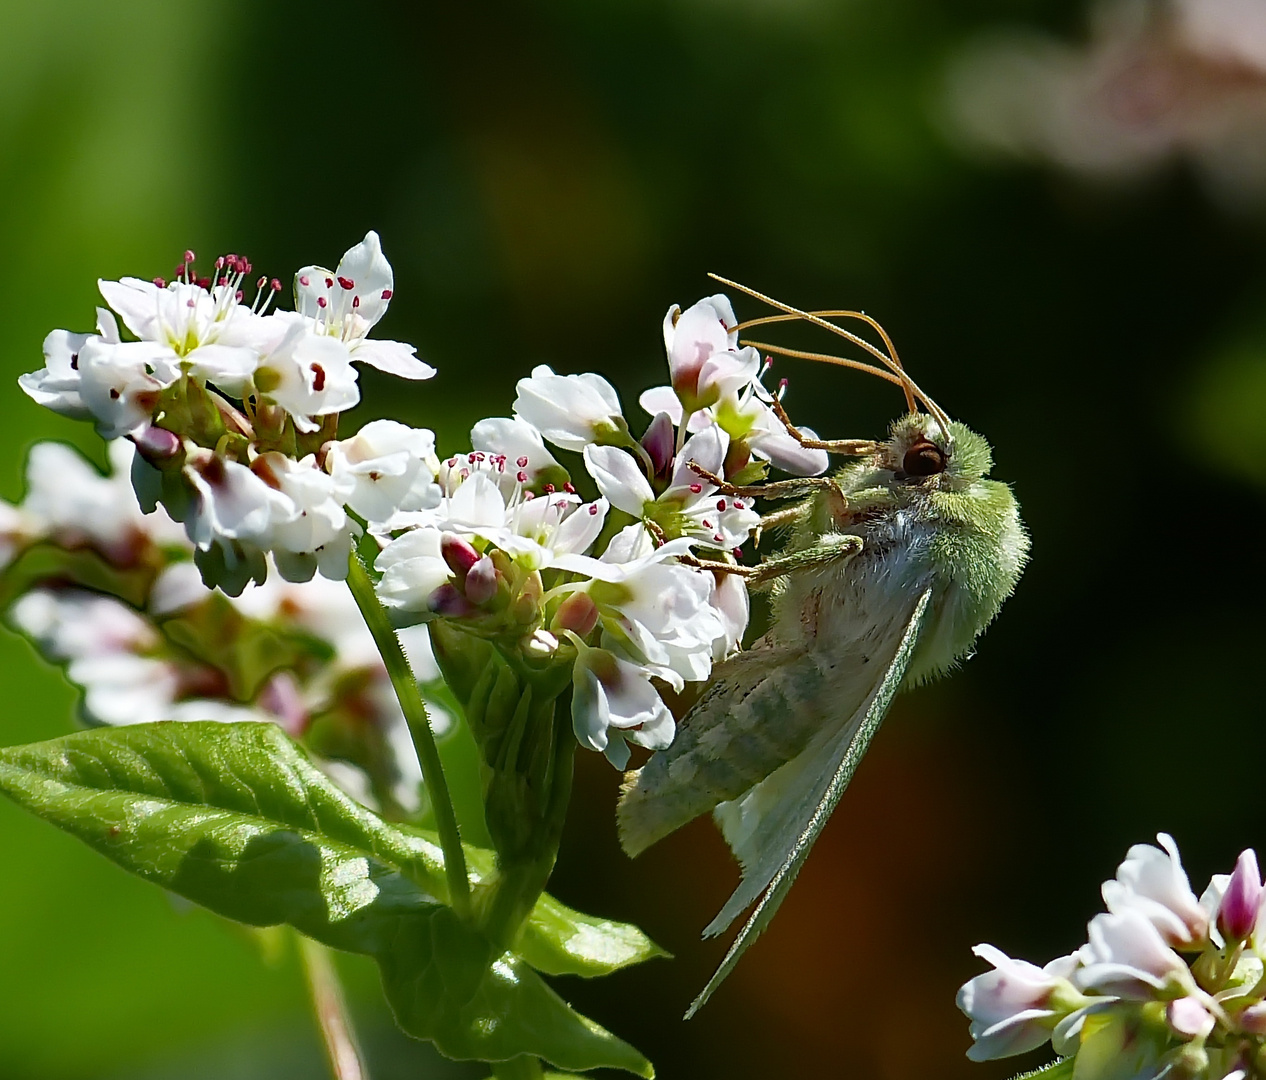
345;549;471;919
297;933;371;1080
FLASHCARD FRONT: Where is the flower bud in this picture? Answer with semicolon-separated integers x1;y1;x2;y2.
463;555;499;606
1218;849;1262;943
133;424;182;465
640;411;675;479
522;628;560;659
552;591;600;638
512;572;543;625
1166;996;1215;1040
1238;1001;1266;1035
440;532;480;579
429;583;477;618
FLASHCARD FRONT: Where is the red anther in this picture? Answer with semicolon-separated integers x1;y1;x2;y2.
689;482;703;494
235;290;244;302
554;500;568;511
196;276;211;289
186;298;196;308
517;471;528;482
719;317;728;328
298;274;310;287
153;277;166;288
218;276;229;287
734;500;745;509
470;452;485;462
270;278;281;291
352;296;360;309
337;276;355;290
257;276;267;290
311;363;327;392
215;256;225;270
317;297;328;309
381;289;393;300
524;491;535;500
184;249;196;264
516;456;529;468
714;534;724;544
702;519;712;528
544;483;555;494
241;260;252;274
460;468;470;480
226;253;237;264
324;276;334;288
564;482;576;493
732;547;743;559
717;499;727;511
69;353;79;370
779;377;788;392
588;503;599;515
446;457;458;467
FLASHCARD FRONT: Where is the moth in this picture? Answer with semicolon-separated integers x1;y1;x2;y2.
617;278;1029;1015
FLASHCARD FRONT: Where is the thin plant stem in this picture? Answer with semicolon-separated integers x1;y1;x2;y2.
346;551;472;918
298;934;371;1080
491;1056;546;1079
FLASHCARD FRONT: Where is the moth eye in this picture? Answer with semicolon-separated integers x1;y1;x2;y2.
902;440;947;477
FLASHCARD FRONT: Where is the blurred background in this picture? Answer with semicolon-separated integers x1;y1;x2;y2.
3;0;1266;1077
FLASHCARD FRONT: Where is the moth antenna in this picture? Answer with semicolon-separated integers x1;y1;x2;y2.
710;273;955;446
740;340;907;389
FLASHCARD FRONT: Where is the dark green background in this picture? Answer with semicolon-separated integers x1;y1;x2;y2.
2;1;1263;1077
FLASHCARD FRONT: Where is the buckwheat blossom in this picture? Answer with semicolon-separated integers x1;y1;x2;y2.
959;835;1266;1080
583;426;759;551
661;294;761;415
250;312;360;432
325;420;442;523
512;365;627;451
18;308;120;422
294;231;435;381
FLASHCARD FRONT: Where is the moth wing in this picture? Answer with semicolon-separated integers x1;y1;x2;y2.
684;586;933;1018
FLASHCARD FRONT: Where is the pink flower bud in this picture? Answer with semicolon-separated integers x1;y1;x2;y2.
440;532;480;579
1219;849;1262;943
1238;1001;1266;1035
552;591;600;637
428;583;477;618
463;555;499;606
640;411;675;478
133;425;182;463
1167;996;1216;1040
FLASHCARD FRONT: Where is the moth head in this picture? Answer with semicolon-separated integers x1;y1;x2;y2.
886;413;993;487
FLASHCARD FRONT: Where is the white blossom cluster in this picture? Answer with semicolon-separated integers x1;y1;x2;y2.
0;440;443;814
20;232;440;592
373;294;829;768
959;833;1266;1080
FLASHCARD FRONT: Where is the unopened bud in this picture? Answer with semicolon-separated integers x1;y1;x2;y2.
641;411;675;478
134;425;182;463
1219;848;1263;943
552;591;600;637
440;532;480;579
1166;997;1215;1040
464;555;499;605
511;572;544;625
522;628;559;659
429;583;477;618
1239;1001;1266;1035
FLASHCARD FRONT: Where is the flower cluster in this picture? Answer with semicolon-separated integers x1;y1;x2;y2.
373;294;824;768
20;233;440;593
959;833;1266;1080
1;439;444;816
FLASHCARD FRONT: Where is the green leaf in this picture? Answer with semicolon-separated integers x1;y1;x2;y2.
518;895;669;978
0;722;653;1077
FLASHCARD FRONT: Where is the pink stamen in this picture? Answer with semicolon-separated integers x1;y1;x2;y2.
270;278;281;291
324;277;334;288
337;276;355;290
317;297;327;309
544;484;555;494
717;499;727;511
689;483;703;494
352;296;360;309
517;471;528;482
702;519;712;528
196;277;211;289
517;456;529;468
299;274;310;287
184;249;196;264
588;503;599;515
732;547;743;559
381;289;393;299
235;290;244;302
153;277;166;288
311;364;326;392
564;482;576;493
714;534;724;544
524;491;535;500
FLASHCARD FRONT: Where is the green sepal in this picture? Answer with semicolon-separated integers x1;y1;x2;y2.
1009;1059;1075;1080
0;722;653;1077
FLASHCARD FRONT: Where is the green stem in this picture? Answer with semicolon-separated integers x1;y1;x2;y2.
491;1055;545;1080
346;551;471;919
298;934;371;1080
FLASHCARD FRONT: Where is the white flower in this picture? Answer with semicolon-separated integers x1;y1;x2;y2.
709;571;750;660
17;309;120;421
96;272;273;387
77;338;176;439
1077;908;1195;999
375;528;453;615
183;449;293;556
512;365;626;451
568;635;675;770
470;416;563;485
251;453;356;582
584;426;759;550
253;313;360;432
325;420;441;523
662;294;761;413
1102;833;1210;949
294;231;435;380
957;944;1084;1061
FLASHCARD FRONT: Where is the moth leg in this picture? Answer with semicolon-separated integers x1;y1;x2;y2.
754;506;801;547
684;534;862;587
688;462;840;501
771;398;877;456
